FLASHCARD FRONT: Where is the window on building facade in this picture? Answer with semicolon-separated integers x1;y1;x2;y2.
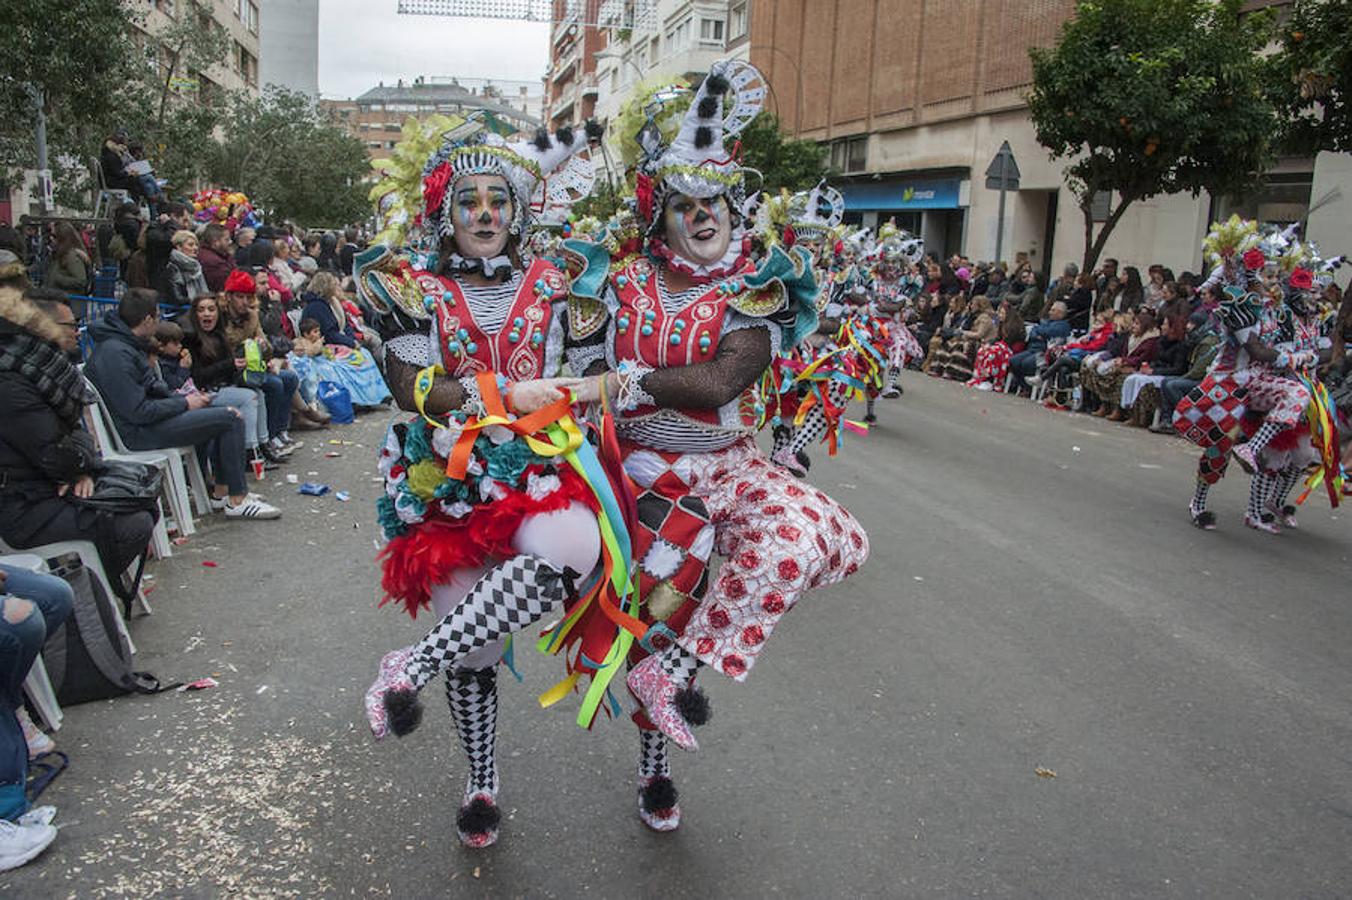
699;18;724;44
830;137;867;174
649;36;659;65
729;2;747;39
246;1;258;34
666;17;691;53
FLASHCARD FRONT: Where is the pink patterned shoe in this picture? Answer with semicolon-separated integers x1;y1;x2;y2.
1244;512;1282;534
456;785;501;849
364;647;415;740
637;775;681;832
771;445;808;478
1267;500;1299;529
627;654;698;752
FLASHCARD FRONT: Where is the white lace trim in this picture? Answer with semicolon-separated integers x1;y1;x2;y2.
388;333;433;367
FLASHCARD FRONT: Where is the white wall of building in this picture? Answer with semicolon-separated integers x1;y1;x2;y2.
259;0;319;97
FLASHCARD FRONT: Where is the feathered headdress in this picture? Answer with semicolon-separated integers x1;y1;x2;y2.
368;111;600;247
871;219;925;267
1202;214;1263;268
622;59;767;228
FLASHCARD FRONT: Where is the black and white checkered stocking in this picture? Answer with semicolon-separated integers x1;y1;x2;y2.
788;407;828;455
885;366;900;391
446;668;498;795
771;424;792;456
1247;469;1276;520
1192;479;1211;512
866;397;876;418
1272;467;1303;509
405;555;570;690
638;728;670;780
1246;420;1283;460
656;643;700;687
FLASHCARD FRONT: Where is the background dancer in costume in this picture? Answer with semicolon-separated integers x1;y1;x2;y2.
359;114;605;848
1173;217;1317;532
562;59;870;830
869;221;926;400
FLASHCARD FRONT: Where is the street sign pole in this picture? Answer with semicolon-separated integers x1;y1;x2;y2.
995;155;1008;265
984;141;1021;265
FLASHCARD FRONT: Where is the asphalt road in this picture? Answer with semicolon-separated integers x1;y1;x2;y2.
4;376;1352;899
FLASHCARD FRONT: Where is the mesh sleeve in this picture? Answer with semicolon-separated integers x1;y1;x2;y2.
723;310;782;359
637;326;771;410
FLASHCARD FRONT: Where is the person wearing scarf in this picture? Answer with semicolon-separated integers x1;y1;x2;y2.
163;230;209;306
0;286;156;583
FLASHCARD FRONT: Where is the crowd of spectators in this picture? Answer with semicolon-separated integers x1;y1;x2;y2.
904;252;1351;440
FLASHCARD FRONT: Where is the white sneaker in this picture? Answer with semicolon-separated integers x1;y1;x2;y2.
17;709;52;758
1026;374;1042;385
211;492;263;511
0;819;58;872
279;432;302;450
17;806;56;827
223;496;281;520
975;382;994;392
268;438;295;458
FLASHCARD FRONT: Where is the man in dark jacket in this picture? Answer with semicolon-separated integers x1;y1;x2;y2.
85;289;279;519
197;224;234;293
1008;300;1073;393
144;202;192;300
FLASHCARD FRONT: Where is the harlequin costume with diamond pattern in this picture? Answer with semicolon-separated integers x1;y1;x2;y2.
548;59;870;832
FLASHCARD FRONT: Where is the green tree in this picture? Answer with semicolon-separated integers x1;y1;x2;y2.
1264;0;1352;155
0;0;143;202
1028;0;1277;272
211;87;370;225
738;112;832;195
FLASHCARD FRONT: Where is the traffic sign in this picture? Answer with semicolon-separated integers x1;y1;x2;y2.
984;141;1021;191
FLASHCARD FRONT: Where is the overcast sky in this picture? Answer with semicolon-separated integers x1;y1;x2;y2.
317;0;550;99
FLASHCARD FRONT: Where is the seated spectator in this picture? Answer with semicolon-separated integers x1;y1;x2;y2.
913;292;947;350
233;227;256;266
144;203;192;298
0;562;71;868
1008;301;1073;393
85;288;279;519
339;227;359;275
1118;306;1189;426
923;294;969;372
931;295;996;382
1063;272;1094;331
182;292;283;465
269;239;305;296
0;287;157;579
967;307;1026;392
1046;262;1079;311
45;222;90;307
222;272;301;454
0;251;28;291
1150;311;1220;434
1094;275;1125;315
1034;308;1117;405
162;230;210;308
1014;268;1046;323
150;320;193;392
197;224;234;293
317;233;341;274
299;273;391;408
250;269;289;350
1081;308;1160;420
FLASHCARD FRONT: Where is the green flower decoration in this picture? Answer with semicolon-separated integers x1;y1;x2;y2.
376;495;407;539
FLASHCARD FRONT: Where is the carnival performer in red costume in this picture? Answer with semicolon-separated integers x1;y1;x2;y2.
358;114;607;848
562;60;870;830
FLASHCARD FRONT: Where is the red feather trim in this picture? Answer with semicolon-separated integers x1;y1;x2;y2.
378;467;599;618
422;162;453;219
635;172;655;224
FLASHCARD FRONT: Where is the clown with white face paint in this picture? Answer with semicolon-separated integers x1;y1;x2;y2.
558;60;870;832
356;115;609;849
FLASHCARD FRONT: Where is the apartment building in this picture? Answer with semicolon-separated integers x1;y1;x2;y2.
259;0;320;97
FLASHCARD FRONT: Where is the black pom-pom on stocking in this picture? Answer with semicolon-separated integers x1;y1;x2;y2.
584;119;604;141
703;73;729;95
456;796;501;836
640;775;679;813
555;125;575;146
384;688;423;737
697;96;719;119
533;128;551;151
694;126;713;149
673;685;711;727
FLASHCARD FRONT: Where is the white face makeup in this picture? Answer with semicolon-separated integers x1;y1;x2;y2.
662;193;733;267
451;173;514;259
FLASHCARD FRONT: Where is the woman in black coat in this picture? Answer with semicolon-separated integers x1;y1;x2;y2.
0;287;154;579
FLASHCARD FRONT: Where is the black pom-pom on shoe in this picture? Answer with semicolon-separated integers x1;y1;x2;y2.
584;119;605;141
703;73;729;95
694;126;713;149
456;796;501;836
384;688;423;737
673;685;711;727
555;125;575;146
697;95;719;119
640;776;679;813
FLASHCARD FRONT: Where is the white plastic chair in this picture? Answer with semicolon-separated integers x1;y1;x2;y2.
83;378;198;539
0;538;143;653
2;554;64;731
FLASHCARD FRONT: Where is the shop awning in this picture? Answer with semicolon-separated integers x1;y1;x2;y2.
839;177;962;211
